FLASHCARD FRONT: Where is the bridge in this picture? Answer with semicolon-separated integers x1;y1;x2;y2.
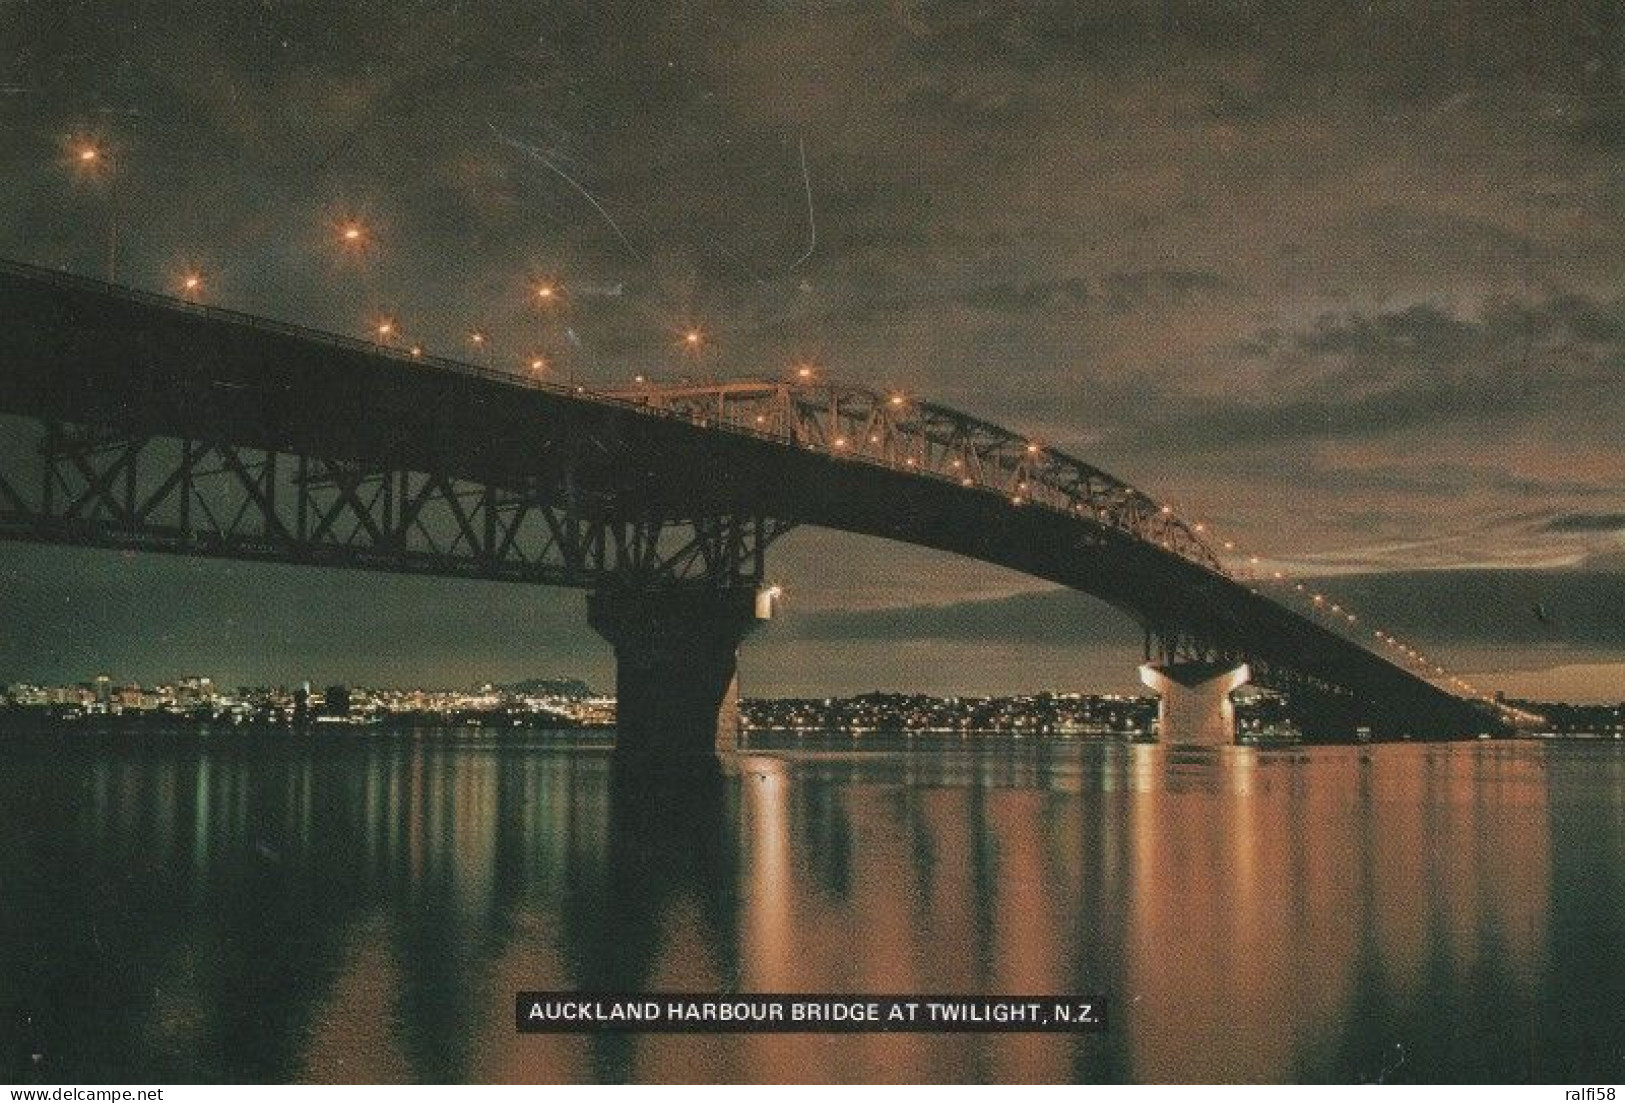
0;260;1510;748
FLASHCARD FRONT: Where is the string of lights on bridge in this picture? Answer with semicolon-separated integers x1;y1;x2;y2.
54;134;1539;727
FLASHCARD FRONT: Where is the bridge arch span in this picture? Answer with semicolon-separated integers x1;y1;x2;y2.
0;260;1503;743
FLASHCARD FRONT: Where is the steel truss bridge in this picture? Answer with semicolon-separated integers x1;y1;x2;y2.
0;260;1503;741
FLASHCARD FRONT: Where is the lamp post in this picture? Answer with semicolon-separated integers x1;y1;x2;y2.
71;142;119;282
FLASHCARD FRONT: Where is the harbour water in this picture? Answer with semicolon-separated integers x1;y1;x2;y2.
1;728;1622;1083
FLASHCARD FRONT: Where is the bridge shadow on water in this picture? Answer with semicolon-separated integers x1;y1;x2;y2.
1;727;1622;1083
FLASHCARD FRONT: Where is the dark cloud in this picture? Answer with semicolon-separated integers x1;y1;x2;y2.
955;267;1232;316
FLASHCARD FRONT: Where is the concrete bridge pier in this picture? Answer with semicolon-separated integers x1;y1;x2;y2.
587;585;777;755
1139;661;1252;745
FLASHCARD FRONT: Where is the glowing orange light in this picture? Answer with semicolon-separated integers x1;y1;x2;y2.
833;436;848;448
375;320;394;338
529;357;546;372
470;331;486;346
796;366;813;379
78;146;99;163
684;329;702;347
535;284;557;301
889;394;905;406
411;345;423;358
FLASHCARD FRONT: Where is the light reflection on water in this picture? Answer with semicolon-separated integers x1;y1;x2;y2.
1;730;1621;1083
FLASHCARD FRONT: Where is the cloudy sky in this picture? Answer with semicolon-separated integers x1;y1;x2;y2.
0;1;1621;699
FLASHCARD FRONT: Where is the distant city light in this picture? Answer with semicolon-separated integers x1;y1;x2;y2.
64;136;113;201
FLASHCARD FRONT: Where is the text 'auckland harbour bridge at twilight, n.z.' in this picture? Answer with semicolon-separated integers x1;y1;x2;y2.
0;260;1532;750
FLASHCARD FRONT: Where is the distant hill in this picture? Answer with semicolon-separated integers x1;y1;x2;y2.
499;677;597;698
